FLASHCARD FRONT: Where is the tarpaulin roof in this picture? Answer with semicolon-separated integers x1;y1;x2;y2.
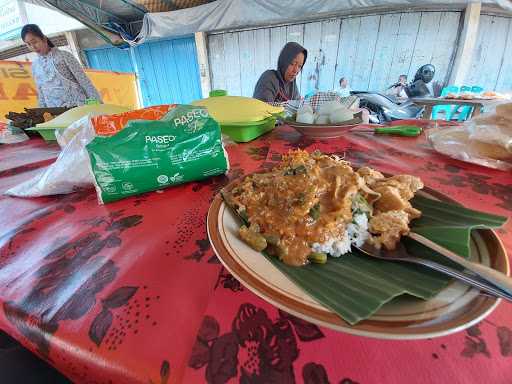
22;0;216;45
133;0;512;44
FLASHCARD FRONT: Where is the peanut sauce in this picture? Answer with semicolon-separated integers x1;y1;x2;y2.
223;150;423;266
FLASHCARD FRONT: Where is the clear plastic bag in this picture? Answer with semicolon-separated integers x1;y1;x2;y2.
428;103;512;171
0;123;29;144
5;116;96;197
55;116;89;148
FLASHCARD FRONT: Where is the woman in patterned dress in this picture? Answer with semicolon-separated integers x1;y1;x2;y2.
21;24;102;108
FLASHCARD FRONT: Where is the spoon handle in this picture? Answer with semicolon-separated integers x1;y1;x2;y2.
403;256;512;301
409;232;512;296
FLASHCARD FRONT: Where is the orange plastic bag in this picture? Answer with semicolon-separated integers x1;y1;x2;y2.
91;105;175;136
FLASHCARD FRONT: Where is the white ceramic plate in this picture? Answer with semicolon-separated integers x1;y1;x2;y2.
208;187;509;340
285;112;364;139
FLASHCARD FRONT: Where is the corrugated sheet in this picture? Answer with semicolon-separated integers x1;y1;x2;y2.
466;15;512;91
0;35;69;60
85;37;202;106
136;0;214;12
85;47;135;73
208;11;461;96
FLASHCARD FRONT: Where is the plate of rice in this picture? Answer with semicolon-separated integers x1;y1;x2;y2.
207;150;508;339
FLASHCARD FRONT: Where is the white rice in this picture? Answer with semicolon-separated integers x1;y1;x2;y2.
311;213;369;258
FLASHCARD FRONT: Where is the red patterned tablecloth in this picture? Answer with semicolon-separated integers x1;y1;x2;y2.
0;125;511;384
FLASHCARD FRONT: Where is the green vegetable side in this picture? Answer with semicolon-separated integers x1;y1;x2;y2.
86;105;229;204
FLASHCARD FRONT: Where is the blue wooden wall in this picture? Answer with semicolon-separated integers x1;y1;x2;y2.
85;36;202;106
85;46;134;73
132;37;202;106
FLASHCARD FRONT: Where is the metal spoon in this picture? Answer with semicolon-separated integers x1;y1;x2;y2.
356;237;512;302
409;232;512;297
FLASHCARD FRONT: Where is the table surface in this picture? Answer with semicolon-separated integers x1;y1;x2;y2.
1;124;511;384
410;97;497;106
410;97;507;119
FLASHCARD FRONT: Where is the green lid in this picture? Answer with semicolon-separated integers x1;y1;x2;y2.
209;89;228;97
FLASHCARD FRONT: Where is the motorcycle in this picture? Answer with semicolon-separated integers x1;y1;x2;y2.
351;64;435;123
351;91;424;123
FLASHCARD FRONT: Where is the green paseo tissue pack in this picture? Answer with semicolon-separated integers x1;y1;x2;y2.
86;105;229;204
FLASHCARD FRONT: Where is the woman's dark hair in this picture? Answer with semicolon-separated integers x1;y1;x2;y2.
21;24;55;48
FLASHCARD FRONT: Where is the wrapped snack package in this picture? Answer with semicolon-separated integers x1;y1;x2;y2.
428;102;512;171
91;105;174;136
56;105;175;147
86;105;229;204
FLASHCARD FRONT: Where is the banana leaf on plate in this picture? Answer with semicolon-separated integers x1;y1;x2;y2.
255;194;508;325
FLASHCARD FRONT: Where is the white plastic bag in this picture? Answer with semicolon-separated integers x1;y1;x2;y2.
55;117;87;148
5;116;96;197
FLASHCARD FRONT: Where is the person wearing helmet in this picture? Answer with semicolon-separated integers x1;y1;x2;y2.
253;42;307;103
406;64;435;98
415;64;435;83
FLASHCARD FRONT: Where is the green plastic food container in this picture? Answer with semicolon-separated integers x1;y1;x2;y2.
220;116;276;142
191;96;283;142
209;89;228;97
25;127;63;141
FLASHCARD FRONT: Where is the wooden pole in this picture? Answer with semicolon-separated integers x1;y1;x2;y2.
195;32;212;98
448;2;482;86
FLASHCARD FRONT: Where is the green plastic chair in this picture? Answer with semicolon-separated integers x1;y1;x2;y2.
431;86;458;120
456;85;484;122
